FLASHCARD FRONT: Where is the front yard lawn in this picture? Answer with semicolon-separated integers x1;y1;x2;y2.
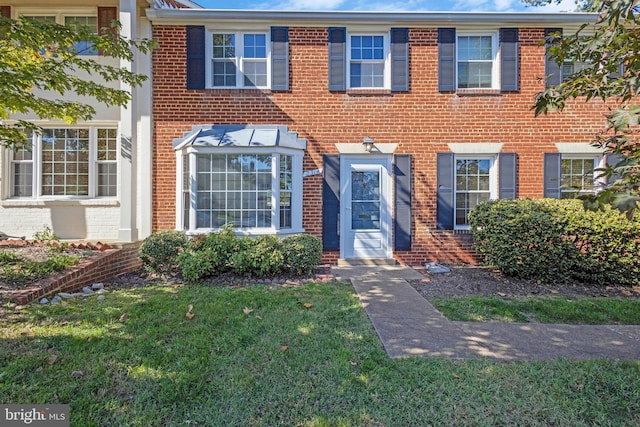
1;282;639;426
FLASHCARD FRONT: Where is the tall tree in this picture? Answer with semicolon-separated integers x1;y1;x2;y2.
0;16;154;149
531;0;640;217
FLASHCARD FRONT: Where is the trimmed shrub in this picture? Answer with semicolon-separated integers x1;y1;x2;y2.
469;198;640;285
562;202;640;286
230;235;284;277
138;230;188;275
176;248;215;282
281;234;322;275
469;199;580;283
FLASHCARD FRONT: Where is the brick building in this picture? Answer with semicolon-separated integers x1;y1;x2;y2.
0;4;611;266
147;8;611;265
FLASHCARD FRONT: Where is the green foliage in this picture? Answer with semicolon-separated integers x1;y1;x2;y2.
33;226;58;243
281;234;323;275
0;250;20;264
0;16;155;149
469;199;578;283
532;0;640;218
138;230;188;275
176;248;216;282
175;230;322;281
0;253;79;284
230;235;285;277
470;199;640;285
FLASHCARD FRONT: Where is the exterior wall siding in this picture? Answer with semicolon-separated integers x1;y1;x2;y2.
152;25;609;265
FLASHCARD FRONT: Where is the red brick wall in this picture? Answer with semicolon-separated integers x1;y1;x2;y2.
152;26;609;265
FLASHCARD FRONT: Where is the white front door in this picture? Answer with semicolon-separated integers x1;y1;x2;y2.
340;156;392;259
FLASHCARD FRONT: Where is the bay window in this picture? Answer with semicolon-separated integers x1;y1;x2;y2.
175;125;306;235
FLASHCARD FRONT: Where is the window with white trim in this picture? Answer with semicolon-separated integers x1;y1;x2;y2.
455;156;496;228
211;32;269;88
560;155;601;198
348;33;389;89
457;33;498;89
179;148;303;234
22;13;98;55
10;127;118;199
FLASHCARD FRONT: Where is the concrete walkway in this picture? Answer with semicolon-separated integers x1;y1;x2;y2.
332;265;640;361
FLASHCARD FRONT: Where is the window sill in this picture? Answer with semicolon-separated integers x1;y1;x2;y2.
456;88;502;97
186;227;305;237
347;89;392;97
1;199;120;208
203;88;272;94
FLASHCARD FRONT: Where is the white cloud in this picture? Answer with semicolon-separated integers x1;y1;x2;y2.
528;0;579;12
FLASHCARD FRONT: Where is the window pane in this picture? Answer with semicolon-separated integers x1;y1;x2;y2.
41;128;90;196
64;16;98;55
243;60;267;87
193;153;280;230
244;34;266;58
213;34;235;58
455;158;492;226
212;60;236;87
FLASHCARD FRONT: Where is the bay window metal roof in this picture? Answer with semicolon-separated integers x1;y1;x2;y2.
173;125;307;151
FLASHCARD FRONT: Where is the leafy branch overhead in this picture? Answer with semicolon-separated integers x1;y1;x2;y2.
0;16;154;149
529;0;640;217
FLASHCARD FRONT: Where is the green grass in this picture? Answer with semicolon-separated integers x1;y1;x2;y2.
432;296;640;324
1;282;639;426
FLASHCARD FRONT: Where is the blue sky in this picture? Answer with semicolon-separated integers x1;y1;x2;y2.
195;0;579;13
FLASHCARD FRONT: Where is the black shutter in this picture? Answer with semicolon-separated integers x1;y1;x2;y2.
438;28;456;92
394;155;412;251
322;155;340;251
544;153;562;198
436;153;455;229
544;28;562;88
500;28;519;91
498;153;517;199
97;7;117;56
186;26;206;90
271;27;289;91
391;28;409;92
328;27;346;91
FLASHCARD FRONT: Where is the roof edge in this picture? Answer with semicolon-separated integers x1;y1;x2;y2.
146;8;599;27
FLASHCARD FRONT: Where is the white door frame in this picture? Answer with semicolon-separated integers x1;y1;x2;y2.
340;155;393;259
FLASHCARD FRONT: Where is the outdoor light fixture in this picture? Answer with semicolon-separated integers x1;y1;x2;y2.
362;136;374;153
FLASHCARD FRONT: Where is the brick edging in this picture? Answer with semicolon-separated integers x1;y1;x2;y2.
4;243;142;305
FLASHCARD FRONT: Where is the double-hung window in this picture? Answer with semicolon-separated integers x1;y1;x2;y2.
457;33;498;89
10;127;118;199
560;156;600;198
211;32;269;88
22;12;98;55
455;157;496;228
349;34;388;89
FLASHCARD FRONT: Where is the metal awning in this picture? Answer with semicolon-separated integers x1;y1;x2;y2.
173;124;307;151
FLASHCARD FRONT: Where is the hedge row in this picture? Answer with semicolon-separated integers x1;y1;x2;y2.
138;227;322;281
469;198;640;285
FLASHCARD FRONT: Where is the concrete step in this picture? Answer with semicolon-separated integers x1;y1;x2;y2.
337;258;397;266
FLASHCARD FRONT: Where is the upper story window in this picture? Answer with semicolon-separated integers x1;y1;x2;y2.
349;35;387;88
10;127;118;199
457;33;498;89
210;32;269;88
22;12;99;55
